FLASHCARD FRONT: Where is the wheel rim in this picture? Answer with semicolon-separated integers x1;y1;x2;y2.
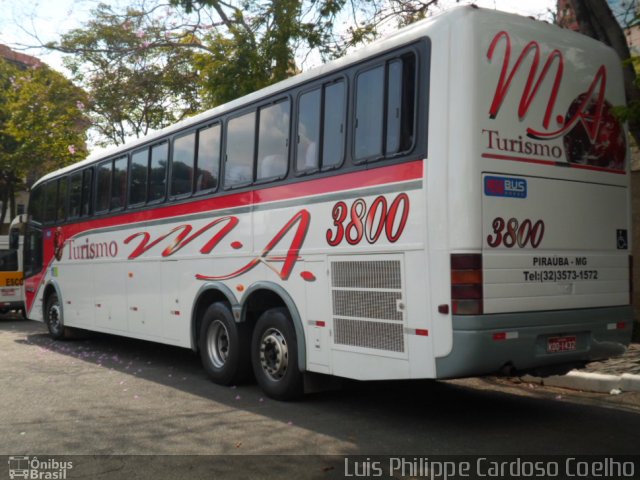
206;319;230;368
259;327;288;381
48;302;62;333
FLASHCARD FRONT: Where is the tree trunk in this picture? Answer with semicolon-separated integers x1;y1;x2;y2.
570;0;640;144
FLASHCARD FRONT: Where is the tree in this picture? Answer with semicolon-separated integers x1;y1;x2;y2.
42;0;443;145
0;59;89;224
567;0;640;144
53;3;202;147
0;60;22;227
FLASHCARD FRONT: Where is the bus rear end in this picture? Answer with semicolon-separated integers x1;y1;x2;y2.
436;9;633;378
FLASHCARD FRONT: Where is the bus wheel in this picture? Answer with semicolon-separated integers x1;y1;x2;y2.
45;293;68;340
251;308;303;400
199;302;250;385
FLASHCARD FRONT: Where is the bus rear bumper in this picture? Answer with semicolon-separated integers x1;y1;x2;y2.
435;306;633;379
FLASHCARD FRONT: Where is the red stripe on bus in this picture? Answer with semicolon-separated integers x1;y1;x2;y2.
66;159;424;239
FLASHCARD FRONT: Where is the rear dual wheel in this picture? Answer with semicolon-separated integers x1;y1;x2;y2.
251;308;303;401
199;303;303;400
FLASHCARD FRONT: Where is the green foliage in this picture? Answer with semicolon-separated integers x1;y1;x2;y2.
614;56;640;127
45;0;441;145
53;3;202;146
4;62;89;176
0;58;88;223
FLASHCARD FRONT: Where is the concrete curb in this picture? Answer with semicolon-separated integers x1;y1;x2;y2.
521;371;640;394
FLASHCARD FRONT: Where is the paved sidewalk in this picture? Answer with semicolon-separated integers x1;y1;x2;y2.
523;343;640;394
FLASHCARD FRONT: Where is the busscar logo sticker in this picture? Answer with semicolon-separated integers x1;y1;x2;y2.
484;176;527;198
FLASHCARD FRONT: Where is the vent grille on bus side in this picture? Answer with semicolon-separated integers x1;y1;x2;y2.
332;290;403;321
330;258;405;353
331;260;402;289
334;318;404;352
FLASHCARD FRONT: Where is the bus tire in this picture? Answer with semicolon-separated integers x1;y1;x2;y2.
251;307;303;401
199;302;251;386
45;293;68;340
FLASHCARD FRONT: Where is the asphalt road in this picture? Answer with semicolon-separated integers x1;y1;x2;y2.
1;317;639;478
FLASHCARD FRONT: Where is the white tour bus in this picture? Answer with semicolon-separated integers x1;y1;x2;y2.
22;6;632;399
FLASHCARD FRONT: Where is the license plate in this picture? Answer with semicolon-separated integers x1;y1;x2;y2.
547;336;577;353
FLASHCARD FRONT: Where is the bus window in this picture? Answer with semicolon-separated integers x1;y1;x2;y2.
56;177;68;222
225;111;255;188
322;81;345;168
296;81;345;174
96;160;112;213
171;132;195;197
196;124;220;193
28;184;44;224
355;53;416;162
81;168;93;216
386;59;403;154
355;66;385;161
391;53;416;154
149;143;168;202
69;172;82;219
257;100;289;180
111;156;128;210
23;227;42;278
43;181;58;224
296;89;320;173
129;149;148;206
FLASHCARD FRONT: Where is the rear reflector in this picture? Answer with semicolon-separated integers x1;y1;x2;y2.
451;254;483;315
608;322;626;330
493;331;518;341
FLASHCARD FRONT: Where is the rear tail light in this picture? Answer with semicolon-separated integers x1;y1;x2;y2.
451;254;483;315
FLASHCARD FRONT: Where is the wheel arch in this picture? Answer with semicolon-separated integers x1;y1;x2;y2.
241;281;306;373
191;282;239;351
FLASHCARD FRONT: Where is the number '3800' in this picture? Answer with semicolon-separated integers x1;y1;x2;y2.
487;217;545;248
327;194;410;246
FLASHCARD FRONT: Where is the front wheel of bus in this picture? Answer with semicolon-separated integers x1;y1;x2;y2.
45;293;68;340
251;308;303;401
199;302;251;385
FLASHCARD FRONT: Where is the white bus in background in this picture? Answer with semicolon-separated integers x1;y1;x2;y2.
0;215;25;316
21;6;632;399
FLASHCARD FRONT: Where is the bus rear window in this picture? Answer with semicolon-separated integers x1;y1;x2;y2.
0;250;18;272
